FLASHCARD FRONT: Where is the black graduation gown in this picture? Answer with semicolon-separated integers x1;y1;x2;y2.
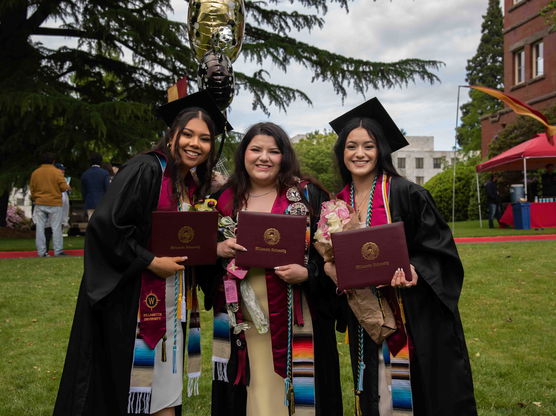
344;176;477;416
53;154;163;416
210;184;344;416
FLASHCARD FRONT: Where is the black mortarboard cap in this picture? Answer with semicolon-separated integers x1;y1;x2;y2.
329;97;409;153
155;90;233;135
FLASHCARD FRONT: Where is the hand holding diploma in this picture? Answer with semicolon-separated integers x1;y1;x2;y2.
147;256;188;278
274;264;308;284
217;237;247;258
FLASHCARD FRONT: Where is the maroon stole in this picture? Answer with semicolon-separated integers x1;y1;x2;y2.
337;176;408;357
216;187;305;380
138;152;197;349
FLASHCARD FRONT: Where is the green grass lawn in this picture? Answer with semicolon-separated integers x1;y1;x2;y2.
450;220;556;238
0;236;85;251
1;241;555;415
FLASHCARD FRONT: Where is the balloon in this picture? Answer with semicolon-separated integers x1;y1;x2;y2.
188;0;245;63
198;50;235;110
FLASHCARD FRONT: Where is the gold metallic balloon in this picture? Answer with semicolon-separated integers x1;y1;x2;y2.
188;0;245;63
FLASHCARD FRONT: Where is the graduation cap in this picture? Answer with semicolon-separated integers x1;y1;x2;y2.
155;90;233;136
329;97;409;153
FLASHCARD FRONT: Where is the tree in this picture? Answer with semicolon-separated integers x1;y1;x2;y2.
488;105;556;159
0;0;443;225
456;0;503;152
293;131;341;192
542;0;556;30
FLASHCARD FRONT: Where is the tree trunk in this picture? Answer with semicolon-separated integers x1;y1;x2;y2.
0;190;9;227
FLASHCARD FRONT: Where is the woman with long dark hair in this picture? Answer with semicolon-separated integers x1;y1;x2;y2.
325;98;477;416
54;91;231;416
209;122;343;416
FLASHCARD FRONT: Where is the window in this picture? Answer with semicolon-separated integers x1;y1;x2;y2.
415;158;424;169
532;41;544;78
415;176;424;185
433;158;442;169
514;49;525;84
397;157;406;169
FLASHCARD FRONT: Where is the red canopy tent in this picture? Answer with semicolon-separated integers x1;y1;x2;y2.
474;133;556;227
476;133;556;173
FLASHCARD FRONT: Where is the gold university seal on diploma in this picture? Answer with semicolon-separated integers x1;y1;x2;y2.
263;228;280;245
178;225;195;244
361;242;379;261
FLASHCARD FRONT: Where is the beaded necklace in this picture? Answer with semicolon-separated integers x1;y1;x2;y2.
349;173;378;416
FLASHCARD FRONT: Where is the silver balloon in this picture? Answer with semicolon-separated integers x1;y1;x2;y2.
188;0;245;63
198;50;235;110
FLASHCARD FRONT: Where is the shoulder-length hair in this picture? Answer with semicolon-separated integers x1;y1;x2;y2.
226;122;311;214
333;117;400;186
152;107;217;201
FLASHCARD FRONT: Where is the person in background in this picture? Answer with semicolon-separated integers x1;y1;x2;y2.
541;163;556;198
55;162;71;229
485;174;501;228
101;161;116;183
29;152;71;257
44;163;71;251
81;152;111;219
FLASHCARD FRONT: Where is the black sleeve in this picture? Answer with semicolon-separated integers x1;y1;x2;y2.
83;155;161;305
304;184;343;320
404;186;464;314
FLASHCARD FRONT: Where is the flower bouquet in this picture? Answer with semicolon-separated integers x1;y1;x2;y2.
313;199;359;262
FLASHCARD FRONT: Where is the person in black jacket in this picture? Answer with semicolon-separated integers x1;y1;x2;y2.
485;175;500;228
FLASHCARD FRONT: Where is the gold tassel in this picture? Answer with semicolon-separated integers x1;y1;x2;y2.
161;335;167;362
355;390;363;416
396;288;407;326
288;383;296;415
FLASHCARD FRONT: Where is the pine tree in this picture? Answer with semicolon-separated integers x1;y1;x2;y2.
456;0;503;152
0;0;442;225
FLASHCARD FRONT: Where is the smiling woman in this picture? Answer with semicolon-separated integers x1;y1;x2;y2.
53;91;232;416
207;122;343;416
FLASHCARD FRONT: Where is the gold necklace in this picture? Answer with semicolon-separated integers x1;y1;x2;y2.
249;189;275;198
354;189;371;221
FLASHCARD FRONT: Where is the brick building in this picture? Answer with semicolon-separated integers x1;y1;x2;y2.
480;0;556;156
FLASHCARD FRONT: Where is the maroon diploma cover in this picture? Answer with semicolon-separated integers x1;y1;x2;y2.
150;211;218;265
235;211;306;269
331;222;411;290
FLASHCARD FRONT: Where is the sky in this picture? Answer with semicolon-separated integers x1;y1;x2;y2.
170;0;501;150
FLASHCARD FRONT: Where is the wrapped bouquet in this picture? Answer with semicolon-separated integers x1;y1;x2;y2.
314;199;359;262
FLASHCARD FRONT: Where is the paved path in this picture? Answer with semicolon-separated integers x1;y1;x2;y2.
2;234;556;258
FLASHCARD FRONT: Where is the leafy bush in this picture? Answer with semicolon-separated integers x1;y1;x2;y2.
424;164;476;222
6;206;32;231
